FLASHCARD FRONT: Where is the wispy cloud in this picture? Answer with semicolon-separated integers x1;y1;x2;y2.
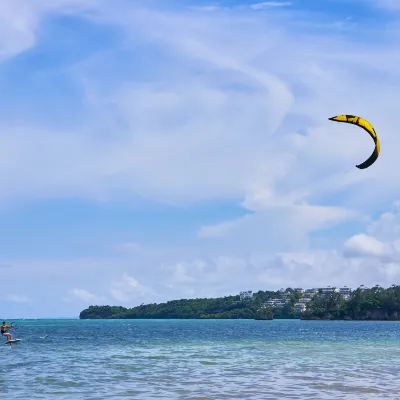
0;0;95;60
189;5;221;12
69;288;105;303
0;0;399;316
110;274;152;303
115;242;142;253
250;1;292;10
360;0;400;10
0;0;396;209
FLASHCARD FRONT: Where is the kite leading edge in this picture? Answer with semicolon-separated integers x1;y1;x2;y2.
329;114;380;169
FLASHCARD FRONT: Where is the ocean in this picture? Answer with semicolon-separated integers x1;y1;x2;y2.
1;319;400;399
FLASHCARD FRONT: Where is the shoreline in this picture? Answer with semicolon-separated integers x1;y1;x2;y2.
78;316;400;321
300;316;400;321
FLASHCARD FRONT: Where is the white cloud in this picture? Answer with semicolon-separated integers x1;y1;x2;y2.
0;1;398;214
115;242;142;253
160;256;254;298
162;259;208;283
189;5;221;12
198;219;239;238
198;204;359;255
361;0;400;10
343;234;391;260
174;205;400;295
0;0;95;60
250;2;292;10
109;273;151;303
366;204;400;241
0;0;400;316
160;242;400;295
343;204;400;266
69;288;105;302
157;250;364;294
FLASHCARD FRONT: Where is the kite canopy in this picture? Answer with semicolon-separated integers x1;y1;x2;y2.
329;114;380;169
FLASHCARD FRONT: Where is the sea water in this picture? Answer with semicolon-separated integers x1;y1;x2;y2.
1;319;400;399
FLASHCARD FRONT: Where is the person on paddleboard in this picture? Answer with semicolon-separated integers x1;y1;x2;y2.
1;321;13;342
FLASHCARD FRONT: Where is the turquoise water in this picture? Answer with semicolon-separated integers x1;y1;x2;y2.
2;319;400;399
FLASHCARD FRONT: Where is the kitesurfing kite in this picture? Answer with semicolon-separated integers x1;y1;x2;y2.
329;114;380;169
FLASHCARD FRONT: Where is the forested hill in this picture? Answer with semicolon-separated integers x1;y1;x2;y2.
79;290;301;319
80;285;400;320
302;284;400;320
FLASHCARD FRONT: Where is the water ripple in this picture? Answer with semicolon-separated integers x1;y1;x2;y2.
2;319;400;398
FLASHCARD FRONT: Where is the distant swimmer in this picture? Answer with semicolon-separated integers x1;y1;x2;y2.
1;321;13;342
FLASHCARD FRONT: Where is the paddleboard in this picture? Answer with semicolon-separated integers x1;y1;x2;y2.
5;339;21;344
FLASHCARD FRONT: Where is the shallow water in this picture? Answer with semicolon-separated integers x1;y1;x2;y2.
2;319;400;399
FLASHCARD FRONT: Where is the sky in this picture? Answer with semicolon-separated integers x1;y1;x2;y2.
1;0;400;318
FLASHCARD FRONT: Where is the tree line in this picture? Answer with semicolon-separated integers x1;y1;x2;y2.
79;289;301;319
79;285;400;320
303;284;400;320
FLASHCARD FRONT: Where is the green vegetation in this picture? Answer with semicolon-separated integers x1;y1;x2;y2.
303;285;400;320
79;285;400;320
79;289;302;319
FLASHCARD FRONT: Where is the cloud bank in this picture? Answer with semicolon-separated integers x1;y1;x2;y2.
0;0;399;317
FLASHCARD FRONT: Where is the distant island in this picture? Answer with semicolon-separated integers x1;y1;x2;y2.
79;284;400;321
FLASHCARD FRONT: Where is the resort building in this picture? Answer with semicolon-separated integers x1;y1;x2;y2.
273;299;286;308
239;291;253;301
294;303;307;312
298;297;311;304
339;286;352;299
304;288;318;297
263;298;288;309
320;286;339;294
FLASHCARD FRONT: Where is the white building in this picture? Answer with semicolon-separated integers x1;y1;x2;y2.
339;286;352;299
273;299;286;308
263;298;287;308
358;285;369;291
320;286;339;294
239;291;253;301
294;288;305;293
304;288;318;296
298;297;311;304
294;303;307;312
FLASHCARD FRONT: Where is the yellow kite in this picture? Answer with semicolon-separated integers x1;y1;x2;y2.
329;114;380;169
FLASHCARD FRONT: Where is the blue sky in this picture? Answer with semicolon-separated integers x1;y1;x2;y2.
1;0;400;317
